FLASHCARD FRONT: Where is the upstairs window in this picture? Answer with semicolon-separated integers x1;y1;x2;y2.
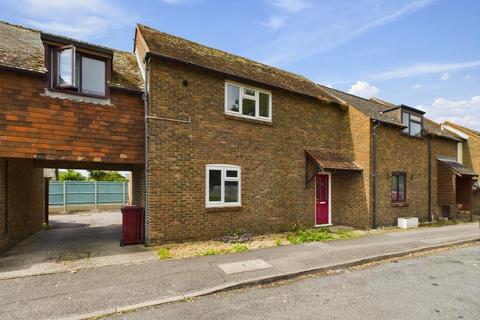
391;172;406;202
225;82;271;121
50;45;108;98
402;112;422;137
206;164;241;208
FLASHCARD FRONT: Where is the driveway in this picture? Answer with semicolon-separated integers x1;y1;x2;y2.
0;210;156;279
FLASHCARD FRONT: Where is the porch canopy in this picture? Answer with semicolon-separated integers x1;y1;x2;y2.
437;156;478;177
305;149;362;184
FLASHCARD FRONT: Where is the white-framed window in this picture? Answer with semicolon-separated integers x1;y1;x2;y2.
225;82;272;121
206;164;241;208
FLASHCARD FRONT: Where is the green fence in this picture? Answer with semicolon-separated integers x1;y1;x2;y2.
49;181;128;210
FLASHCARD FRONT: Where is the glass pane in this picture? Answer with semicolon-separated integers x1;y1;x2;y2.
244;88;255;96
398;174;406;201
391;175;398;200
81;57;106;96
402;112;409;134
410;122;422;137
226;170;238;178
224;181;239;203
242;98;256;116
57;48;73;86
259;92;270;117
226;84;240;112
410;115;421;122
208;170;221;202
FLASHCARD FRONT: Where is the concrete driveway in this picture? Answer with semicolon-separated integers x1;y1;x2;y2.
0;210;157;279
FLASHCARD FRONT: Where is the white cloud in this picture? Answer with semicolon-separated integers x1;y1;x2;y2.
420;96;480;130
440;72;450;80
269;0;310;13
348;81;380;99
371;60;480;81
13;0;135;40
261;16;286;30
260;0;436;66
413;84;424;89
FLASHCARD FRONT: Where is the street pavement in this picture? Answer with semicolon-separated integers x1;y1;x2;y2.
111;244;480;320
0;223;478;320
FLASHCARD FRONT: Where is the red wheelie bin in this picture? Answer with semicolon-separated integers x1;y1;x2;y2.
120;205;144;246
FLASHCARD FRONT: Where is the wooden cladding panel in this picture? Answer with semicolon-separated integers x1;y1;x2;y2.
437;163;455;206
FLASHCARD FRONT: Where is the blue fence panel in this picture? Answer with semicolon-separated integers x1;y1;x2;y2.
49;181;129;207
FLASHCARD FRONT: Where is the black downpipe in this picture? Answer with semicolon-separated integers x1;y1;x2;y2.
142;53;151;245
428;137;433;222
372;120;380;229
4;160;8;234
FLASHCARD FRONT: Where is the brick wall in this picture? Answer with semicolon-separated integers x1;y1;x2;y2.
375;124;457;226
131;165;145;206
0;158;45;251
144;58;365;243
0;70;144;164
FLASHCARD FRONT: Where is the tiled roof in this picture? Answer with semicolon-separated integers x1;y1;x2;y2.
320;85;460;141
136;24;336;102
443;121;480;138
305;149;362;172
437;156;478;176
0;21;143;92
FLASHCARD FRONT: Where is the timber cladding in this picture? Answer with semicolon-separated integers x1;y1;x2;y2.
144;58;366;244
0;70;144;164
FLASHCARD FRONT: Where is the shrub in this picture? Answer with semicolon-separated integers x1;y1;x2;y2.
156;247;171;260
232;243;248;253
275;238;282;246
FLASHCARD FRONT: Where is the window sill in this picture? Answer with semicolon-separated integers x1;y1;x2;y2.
224;114;273;126
206;205;243;212
392;201;409;207
42;89;111;105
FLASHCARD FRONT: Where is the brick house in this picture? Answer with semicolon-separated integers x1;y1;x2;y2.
442;121;480;216
0;21;477;249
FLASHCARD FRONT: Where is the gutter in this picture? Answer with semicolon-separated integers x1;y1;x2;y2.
371;119;380;229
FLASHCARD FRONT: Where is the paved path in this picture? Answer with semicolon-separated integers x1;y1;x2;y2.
111;244;480;320
0;223;478;320
0;211;156;279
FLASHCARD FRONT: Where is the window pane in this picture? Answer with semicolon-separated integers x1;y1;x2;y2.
410;115;421;122
410;121;422;137
391;175;398;200
81;57;106;96
208;170;221;202
242;98;256;116
224;181;239;203
226;84;240;112
402;112;409;134
226;170;238;178
244;88;255;96
259;93;270;117
398;174;406;201
57;48;73;86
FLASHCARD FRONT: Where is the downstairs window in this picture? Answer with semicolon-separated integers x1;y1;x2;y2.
206;164;241;208
391;172;406;202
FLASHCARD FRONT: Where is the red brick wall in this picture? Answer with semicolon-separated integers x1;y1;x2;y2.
0;70;144;165
144;58;365;243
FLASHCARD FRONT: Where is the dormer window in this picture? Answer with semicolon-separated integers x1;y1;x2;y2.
402;111;423;137
48;44;109;98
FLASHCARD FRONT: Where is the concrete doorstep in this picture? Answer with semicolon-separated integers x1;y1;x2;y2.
0;223;478;320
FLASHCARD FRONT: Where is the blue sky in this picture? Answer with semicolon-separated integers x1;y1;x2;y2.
1;0;479;129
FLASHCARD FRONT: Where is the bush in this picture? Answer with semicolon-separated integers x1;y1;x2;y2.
275;238;282;246
156;247;171;260
232;243;248;253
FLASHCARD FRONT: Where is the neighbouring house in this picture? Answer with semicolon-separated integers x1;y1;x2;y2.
0;20;477;250
442;121;480;216
0;21;145;251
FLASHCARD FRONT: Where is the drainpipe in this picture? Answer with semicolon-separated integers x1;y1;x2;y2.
428;136;433;222
371;120;380;229
142;53;151;246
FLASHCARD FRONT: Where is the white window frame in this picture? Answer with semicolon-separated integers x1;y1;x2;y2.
224;82;272;122
205;164;241;208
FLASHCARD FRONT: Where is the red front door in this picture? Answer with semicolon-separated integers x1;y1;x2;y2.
315;174;330;225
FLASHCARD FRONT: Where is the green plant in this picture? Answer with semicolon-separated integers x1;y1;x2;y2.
156;247;171;260
232;243;248;253
58;169;86;181
199;248;222;256
275;238;282;246
287;228;354;244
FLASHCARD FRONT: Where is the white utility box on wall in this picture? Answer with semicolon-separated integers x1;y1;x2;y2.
398;217;419;229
